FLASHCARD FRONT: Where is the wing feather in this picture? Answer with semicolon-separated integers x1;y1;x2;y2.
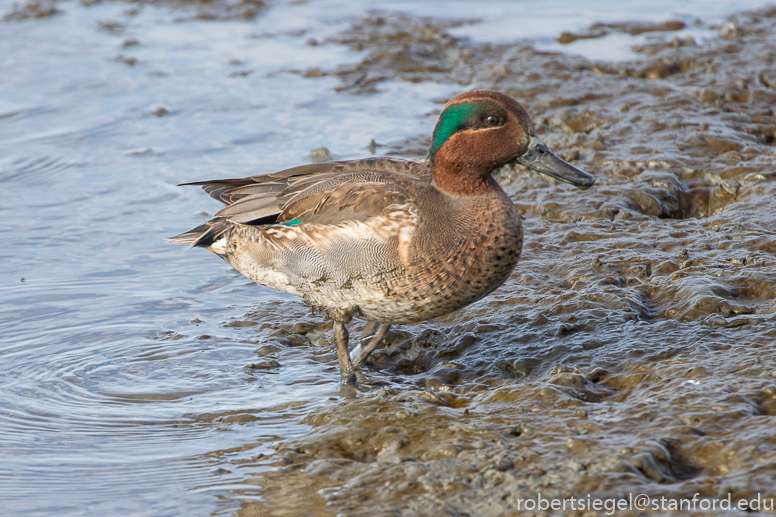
180;157;429;226
278;180;409;225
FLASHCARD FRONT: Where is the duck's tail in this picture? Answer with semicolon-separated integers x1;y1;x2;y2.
167;217;231;249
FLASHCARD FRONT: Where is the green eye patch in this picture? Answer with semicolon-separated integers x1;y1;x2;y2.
429;100;507;161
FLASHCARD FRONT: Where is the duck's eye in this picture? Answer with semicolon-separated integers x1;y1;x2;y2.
486;116;499;126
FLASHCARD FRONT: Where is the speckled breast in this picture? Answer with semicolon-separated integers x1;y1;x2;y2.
357;192;523;324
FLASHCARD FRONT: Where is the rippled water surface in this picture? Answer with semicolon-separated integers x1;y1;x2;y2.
2;0;776;515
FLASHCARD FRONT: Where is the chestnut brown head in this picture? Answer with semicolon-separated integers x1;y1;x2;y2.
429;90;594;195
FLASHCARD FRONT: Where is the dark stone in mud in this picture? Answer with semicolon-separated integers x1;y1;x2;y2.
175;0;267;21
558;20;685;45
284;334;312;347
593;19;686;36
288;322;316;335
548;372;587;388
98;20;125;34
494;457;513;471
116;55;137;66
309;147;333;163
719;22;745;40
224;319;257;327
495;359;527;380
246;359;279;369
584;367;608;383
303;68;327;78
3;1;60;21
255;345;280;356
557;29;607;45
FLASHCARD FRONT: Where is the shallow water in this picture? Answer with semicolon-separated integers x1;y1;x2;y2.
2;0;776;515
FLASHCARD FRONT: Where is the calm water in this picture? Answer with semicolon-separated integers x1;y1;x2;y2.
0;0;772;515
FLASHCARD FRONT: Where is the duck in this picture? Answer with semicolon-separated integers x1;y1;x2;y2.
169;90;594;386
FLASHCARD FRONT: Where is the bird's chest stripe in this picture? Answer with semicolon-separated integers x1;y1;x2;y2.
398;226;414;266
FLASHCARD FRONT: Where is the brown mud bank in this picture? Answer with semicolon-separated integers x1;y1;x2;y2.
249;7;776;517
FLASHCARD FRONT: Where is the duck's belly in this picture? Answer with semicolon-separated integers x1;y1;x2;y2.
350;262;518;324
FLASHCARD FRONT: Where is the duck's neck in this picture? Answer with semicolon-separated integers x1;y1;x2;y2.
431;156;501;196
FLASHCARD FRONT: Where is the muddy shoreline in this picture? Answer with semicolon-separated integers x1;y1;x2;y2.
235;6;776;516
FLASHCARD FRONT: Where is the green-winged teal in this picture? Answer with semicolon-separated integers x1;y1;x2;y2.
170;90;594;385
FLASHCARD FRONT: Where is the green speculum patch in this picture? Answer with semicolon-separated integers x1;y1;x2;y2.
280;218;303;226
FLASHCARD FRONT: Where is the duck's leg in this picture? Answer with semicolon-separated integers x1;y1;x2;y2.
348;321;378;365
333;317;356;386
350;322;391;367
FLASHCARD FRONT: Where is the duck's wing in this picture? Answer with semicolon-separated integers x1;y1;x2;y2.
181;157;429;225
275;175;412;225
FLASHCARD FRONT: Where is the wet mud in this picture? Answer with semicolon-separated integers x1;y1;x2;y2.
558;20;687;45
142;0;268;21
231;6;776;516
1;0;270;21
2;0;61;21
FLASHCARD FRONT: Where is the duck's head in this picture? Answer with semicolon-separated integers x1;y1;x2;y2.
429;90;595;195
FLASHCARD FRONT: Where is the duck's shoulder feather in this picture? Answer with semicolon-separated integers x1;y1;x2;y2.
181;157;430;226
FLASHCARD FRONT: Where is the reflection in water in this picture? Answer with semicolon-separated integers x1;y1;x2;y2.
2;0;776;515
